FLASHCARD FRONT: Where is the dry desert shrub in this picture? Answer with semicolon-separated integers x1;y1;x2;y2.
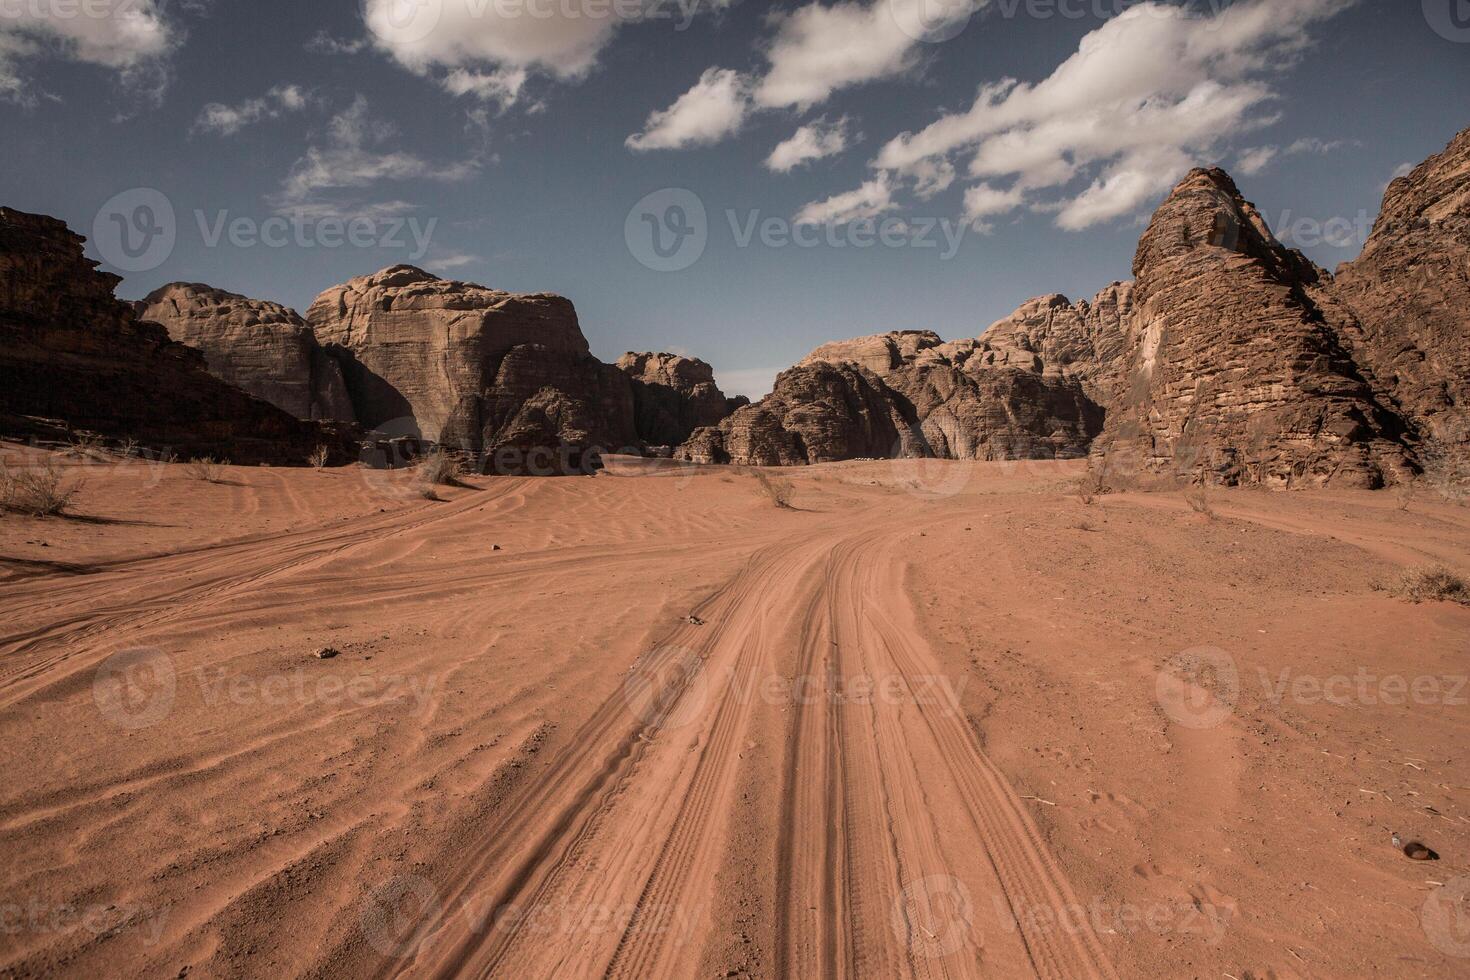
754;470;795;509
184;457;228;483
308;445;331;469
0;458;82;516
417;449;464;487
1383;565;1470;606
1185;487;1216;520
66;431;105;460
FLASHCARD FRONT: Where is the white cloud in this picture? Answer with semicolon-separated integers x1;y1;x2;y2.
442;67;528;110
627;1;982;154
869;0;1352;230
432;252;483;270
755;1;981;110
273;97;478;214
1236;145;1279;176
794;173;894;226
626;68;750;152
306;31;369;56
364;0;730;110
767;117;851;172
962;181;1024;221
195;85;311;136
0;0;176;103
1285;136;1354;155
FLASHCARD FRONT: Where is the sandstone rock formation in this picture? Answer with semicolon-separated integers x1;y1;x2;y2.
1325;127;1470;481
616;351;744;450
976;284;1136;406
136;282;356;423
679;329;1104;466
306;266;640;471
0;208;351;465
679;361;914;466
1093;168;1415;488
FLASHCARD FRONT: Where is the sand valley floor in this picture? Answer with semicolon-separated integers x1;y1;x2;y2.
1;450;1468;979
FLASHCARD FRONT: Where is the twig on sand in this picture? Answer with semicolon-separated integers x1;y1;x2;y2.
1021;796;1057;806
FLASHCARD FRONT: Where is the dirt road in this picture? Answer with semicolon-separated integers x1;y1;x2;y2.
1;453;1466;978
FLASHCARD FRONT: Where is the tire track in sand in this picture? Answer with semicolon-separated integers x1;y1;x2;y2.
389;515;1112;979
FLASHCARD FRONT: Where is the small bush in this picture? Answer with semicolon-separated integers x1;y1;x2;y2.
308;445;331;469
1394;483;1416;512
0;458;82;516
118;437;140;459
1186;487;1216;520
754;470;795;509
1385;565;1470;606
185;457;228;483
66;432;105;460
417;449;464;487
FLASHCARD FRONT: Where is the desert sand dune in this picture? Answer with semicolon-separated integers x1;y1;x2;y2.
1;451;1467;979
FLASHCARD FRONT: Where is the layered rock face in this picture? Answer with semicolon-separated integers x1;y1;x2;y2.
136;282;355;423
1326;128;1470;474
976;284;1135;406
679;328;1105;466
679;361;915;465
1092;169;1415;488
307;266;639;469
0;208;349;465
616;352;743;449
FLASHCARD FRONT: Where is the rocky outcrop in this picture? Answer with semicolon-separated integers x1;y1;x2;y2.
136;282;355;423
1325;128;1470;477
306;266;639;471
1093;168;1415;488
679;329;1105;466
976;284;1136;406
679;361;915;466
0;207;352;465
616;352;743;449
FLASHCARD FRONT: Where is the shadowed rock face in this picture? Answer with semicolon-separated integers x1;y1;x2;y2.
678;329;1106;466
136;283;355;424
1325;128;1470;477
1092;167;1417;489
615;352;741;449
678;361;912;466
306;265;639;468
0;208;351;465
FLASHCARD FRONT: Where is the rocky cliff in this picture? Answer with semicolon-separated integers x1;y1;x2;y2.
136;282;355;423
1325;128;1470;481
615;352;744;450
1093;168;1416;488
977;284;1136;406
0;207;352;465
306;266;641;471
678;328;1104;466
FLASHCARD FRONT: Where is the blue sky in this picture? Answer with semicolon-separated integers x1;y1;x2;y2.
3;0;1467;397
